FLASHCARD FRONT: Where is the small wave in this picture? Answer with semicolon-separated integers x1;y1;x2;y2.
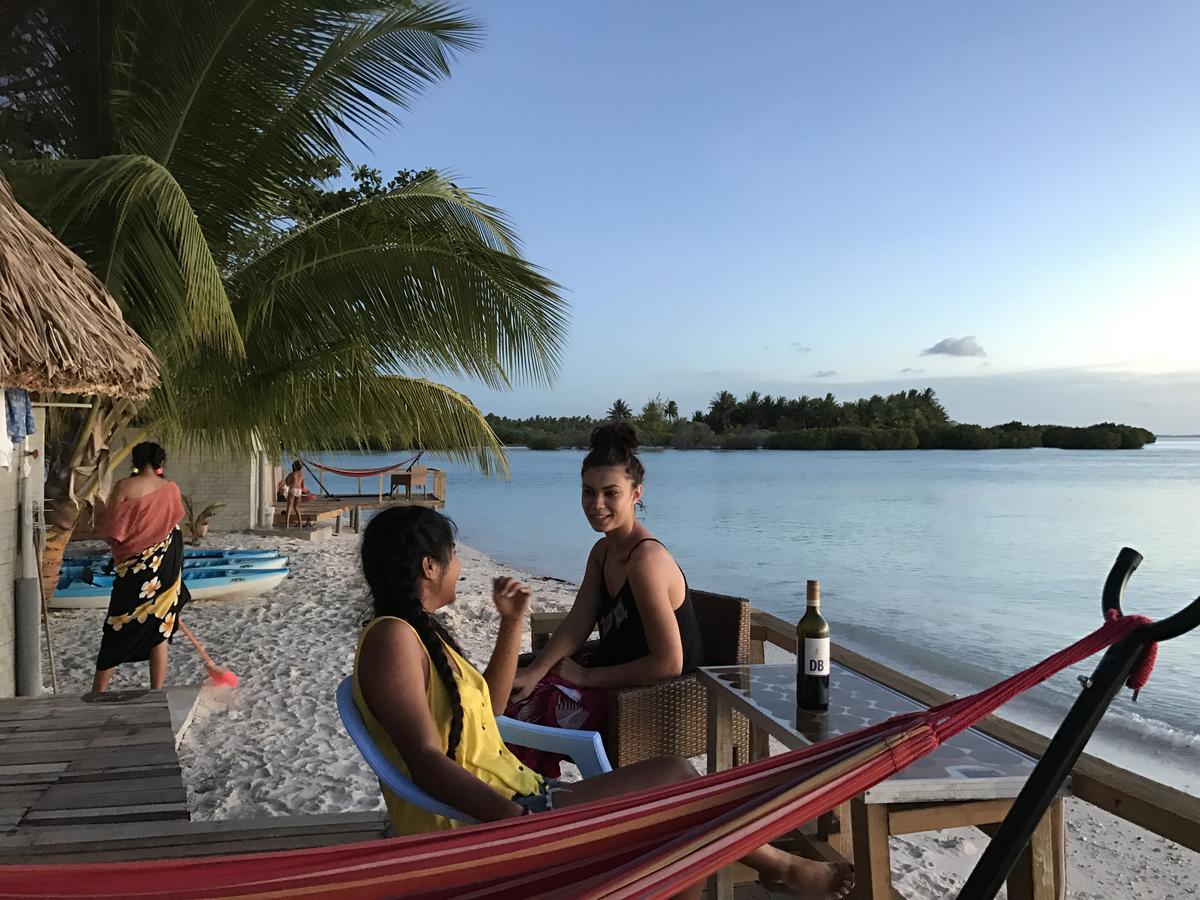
1102;709;1200;754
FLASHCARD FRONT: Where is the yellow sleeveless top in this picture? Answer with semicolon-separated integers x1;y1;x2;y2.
352;616;542;834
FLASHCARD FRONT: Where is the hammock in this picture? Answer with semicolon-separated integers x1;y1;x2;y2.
0;609;1163;900
302;453;423;479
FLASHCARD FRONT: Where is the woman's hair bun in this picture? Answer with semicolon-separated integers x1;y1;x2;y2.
590;421;639;456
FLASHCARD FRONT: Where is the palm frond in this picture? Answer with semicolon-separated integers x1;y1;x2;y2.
108;1;480;259
152;366;508;476
4;155;244;360
230;173;566;388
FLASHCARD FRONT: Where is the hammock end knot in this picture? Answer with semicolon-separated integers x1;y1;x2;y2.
1116;612;1157;699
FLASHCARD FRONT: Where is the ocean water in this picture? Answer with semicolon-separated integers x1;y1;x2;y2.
311;439;1200;792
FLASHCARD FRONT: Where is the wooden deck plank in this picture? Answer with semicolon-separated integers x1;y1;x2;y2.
3;745;180;767
36;774;184;800
21;802;190;824
0;812;386;852
35;786;188;811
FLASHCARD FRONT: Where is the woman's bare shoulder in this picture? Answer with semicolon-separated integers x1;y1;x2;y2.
625;537;678;584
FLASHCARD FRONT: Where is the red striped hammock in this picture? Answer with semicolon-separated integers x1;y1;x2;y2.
0;613;1152;900
302;455;421;478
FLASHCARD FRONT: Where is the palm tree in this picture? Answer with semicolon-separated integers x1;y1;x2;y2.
665;399;679;422
0;2;566;591
607;399;633;420
706;390;737;434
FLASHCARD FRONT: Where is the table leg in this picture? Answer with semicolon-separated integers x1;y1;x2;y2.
1003;803;1056;900
849;796;891;900
705;694;734;900
750;722;770;765
1051;798;1066;900
818;799;853;859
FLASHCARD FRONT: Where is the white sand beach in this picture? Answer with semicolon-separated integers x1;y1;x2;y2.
46;533;1199;898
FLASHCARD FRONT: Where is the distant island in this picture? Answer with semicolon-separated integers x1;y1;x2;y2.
487;388;1156;452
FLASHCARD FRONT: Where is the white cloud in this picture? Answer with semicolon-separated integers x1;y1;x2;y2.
791;342;812;353
813;370;838;378
921;336;987;357
900;367;925;374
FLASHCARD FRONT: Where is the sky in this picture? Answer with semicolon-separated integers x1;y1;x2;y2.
365;1;1199;432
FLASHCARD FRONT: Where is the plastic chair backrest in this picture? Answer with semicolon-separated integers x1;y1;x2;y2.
335;676;473;822
335;677;613;825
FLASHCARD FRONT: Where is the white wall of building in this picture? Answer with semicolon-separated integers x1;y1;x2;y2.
1;407;45;698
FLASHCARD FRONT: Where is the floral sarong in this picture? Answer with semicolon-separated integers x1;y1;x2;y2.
504;673;608;778
95;528;191;670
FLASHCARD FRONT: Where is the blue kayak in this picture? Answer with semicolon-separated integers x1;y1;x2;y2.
63;555;289;577
66;547;281;565
50;567;289;610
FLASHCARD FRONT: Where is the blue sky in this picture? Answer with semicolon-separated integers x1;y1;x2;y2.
367;1;1198;432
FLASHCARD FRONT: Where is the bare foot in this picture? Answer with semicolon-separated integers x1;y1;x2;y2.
759;856;854;899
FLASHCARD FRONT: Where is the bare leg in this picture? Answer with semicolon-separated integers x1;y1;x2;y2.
92;666;115;693
552;757;853;899
149;641;168;689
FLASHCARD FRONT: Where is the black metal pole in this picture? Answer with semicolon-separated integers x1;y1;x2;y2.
959;543;1200;898
957;633;1146;898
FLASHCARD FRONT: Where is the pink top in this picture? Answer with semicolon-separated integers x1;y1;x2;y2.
101;481;185;563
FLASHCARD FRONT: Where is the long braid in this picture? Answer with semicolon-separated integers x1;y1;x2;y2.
406;613;465;760
361;506;466;760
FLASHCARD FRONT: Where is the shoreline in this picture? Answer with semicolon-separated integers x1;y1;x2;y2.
46;533;1198;897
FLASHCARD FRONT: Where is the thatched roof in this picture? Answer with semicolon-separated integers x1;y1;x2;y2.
0;171;159;399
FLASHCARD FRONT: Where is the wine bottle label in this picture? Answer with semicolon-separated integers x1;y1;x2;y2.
803;638;830;676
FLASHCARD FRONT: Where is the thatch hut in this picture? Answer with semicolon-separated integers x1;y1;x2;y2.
0;170;159;697
0;172;159;396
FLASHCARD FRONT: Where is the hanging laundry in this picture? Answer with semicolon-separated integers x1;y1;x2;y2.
5;388;35;443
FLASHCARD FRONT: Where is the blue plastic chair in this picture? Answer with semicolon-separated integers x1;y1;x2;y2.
336;676;613;824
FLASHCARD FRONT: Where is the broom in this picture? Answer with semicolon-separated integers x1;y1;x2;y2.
175;621;239;687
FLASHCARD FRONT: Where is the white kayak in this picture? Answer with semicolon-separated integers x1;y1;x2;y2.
49;567;289;610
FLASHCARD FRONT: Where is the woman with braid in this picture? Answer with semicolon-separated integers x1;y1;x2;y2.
353;506;853;898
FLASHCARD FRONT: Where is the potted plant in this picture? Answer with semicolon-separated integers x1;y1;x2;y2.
182;495;225;545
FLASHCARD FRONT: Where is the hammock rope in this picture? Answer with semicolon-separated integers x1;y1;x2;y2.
0;611;1157;900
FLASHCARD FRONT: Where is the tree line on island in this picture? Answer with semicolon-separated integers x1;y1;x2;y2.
486;388;1156;452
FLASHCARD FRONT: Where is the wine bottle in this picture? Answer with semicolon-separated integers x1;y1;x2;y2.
796;580;830;711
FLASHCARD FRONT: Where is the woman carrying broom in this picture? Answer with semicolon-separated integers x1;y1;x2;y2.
91;441;193;693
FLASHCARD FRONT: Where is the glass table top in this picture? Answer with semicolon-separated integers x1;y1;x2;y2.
702;663;1037;793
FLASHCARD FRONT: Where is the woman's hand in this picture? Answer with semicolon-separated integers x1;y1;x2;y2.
509;665;540;703
492;576;532;623
552;657;592;687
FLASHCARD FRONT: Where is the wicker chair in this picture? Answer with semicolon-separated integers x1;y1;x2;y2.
530;589;751;768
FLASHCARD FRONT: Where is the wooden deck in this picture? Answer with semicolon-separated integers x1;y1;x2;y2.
0;690;387;865
270;494;444;533
0;691;190;837
1;810;387;863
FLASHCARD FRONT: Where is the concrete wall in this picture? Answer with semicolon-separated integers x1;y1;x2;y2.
1;407;45;698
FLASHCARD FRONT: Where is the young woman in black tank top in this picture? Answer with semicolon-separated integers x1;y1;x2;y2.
507;424;704;761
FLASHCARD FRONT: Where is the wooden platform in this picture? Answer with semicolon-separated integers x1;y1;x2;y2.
0;689;387;865
0;810;387;863
0;691;190;838
270;494;444;533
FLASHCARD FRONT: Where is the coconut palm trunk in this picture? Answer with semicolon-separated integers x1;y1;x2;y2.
40;396;142;599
